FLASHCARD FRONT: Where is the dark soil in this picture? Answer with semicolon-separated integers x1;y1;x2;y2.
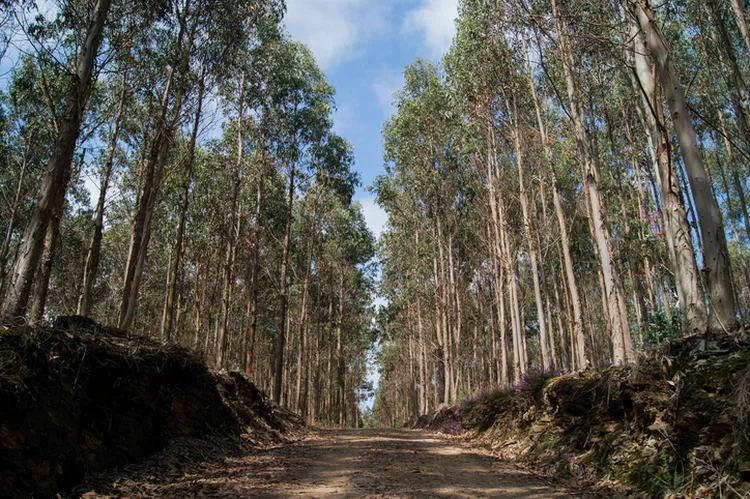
0;317;302;499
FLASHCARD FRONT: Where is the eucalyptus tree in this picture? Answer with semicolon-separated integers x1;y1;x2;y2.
245;34;333;401
118;0;284;330
630;19;708;334
1;0;113;323
377;59;471;404
626;0;738;332
320;196;375;424
77;66;130;318
0;56;59;300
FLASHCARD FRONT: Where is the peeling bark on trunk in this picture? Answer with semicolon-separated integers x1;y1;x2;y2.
631;24;707;334
630;0;738;332
552;0;634;363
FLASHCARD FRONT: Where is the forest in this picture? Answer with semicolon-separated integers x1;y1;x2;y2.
371;0;750;426
0;0;749;443
3;0;750;496
0;0;375;428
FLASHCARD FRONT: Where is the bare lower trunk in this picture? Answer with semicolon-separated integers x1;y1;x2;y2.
28;202;62;326
0;158;26;296
553;0;634;363
79;71;127;318
215;73;245;369
245;173;263;374
295;198;316;413
162;64;207;340
274;159;295;403
631;0;738;332
337;269;346;426
119;0;199;331
1;0;112;324
525;41;586;369
631;24;707;334
507;94;549;369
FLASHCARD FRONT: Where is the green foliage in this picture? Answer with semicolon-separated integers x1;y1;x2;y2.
642;309;680;345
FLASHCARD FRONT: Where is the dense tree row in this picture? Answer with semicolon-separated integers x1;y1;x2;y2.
0;0;375;426
372;0;750;426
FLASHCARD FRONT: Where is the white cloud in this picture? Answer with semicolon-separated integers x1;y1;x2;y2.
405;0;459;58
284;0;389;70
356;194;388;241
372;69;403;119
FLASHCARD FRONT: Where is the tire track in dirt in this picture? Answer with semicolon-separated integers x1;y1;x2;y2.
71;428;584;498
257;428;578;498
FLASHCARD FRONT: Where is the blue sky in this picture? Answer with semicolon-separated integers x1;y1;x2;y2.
283;0;460;240
0;0;460;238
281;0;461;406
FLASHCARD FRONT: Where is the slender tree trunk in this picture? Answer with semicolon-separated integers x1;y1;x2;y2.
215;73;245;368
119;0;200;330
337;269;346;425
162;63;207;340
0;156;26;296
1;0;112;323
729;0;750;56
28;201;62;326
525;42;586;369
79;71;128;318
632;24;708;334
416;292;426;415
716;112;750;242
507;94;550;369
553;0;634;362
245;171;264;373
295;196;317;413
274;156;295;403
631;0;738;332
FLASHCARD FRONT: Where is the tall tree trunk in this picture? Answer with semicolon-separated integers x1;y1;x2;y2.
295;195;317;413
553;0;634;363
507;94;550;369
416;291;426;415
716;111;750;243
482;125;510;383
0;155;26;296
118;0;199;330
245;171;264;373
631;0;738;332
525;40;587;369
215;73;245;368
631;24;708;334
729;0;750;56
274;157;295;403
337;269;346;425
28;200;62;326
1;0;112;323
162;62;207;340
78;70;128;318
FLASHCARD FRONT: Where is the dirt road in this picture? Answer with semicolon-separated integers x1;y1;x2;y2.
73;429;580;498
255;429;575;498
